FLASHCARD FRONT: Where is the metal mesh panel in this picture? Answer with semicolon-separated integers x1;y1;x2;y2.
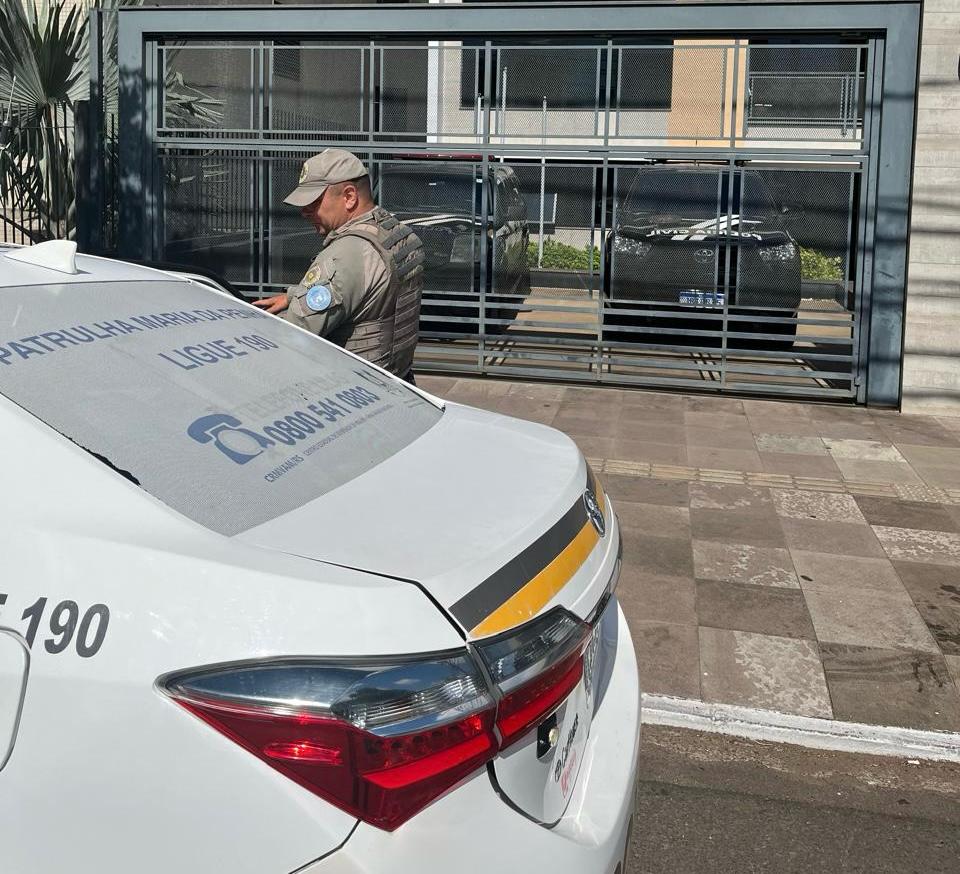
614;46;725;142
743;46;864;142
160;46;257;133
269;46;366;139
159;150;257;283
492;48;604;143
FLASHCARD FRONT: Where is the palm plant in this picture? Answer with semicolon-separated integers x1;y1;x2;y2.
0;0;85;240
0;0;223;244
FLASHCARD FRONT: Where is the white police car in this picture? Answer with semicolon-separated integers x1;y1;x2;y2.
0;242;639;874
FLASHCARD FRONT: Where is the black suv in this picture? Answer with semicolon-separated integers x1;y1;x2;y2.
605;167;802;348
379;161;530;336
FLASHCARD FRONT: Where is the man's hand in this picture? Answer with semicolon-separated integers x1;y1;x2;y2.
252;294;289;314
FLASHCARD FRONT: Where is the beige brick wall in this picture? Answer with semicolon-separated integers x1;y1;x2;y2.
901;1;960;414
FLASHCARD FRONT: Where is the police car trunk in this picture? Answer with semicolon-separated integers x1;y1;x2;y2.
0;243;620;826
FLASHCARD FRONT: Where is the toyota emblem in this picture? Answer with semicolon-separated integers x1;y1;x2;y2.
583;489;605;536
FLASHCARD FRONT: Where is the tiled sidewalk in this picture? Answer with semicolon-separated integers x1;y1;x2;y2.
417;374;960;733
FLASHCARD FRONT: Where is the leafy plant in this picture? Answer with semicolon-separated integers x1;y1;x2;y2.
799;246;844;282
527;237;601;271
0;0;223;244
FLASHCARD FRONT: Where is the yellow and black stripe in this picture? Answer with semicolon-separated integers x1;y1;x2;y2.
451;470;606;638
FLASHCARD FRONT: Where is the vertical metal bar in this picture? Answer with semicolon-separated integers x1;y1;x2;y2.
500;64;507;146
730;39;741;147
603;40;613;147
595;158;609;382
719;45;727;138
478;41;493;374
843;168;857;392
145;40;159;259
741;42;751;139
538;97;546;268
854;38;883;403
720;162;736;388
368;40;376;142
593;47;602;138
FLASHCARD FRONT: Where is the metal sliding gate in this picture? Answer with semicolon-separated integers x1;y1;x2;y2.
119;3;919;403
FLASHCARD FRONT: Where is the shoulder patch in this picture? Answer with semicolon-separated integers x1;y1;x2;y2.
304;284;333;313
304;267;320;285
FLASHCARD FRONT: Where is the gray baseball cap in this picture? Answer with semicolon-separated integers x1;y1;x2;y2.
284;149;368;207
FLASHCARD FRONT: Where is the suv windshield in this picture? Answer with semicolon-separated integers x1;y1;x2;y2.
0;279;442;536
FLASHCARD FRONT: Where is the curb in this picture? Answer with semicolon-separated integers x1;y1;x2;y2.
641;694;960;763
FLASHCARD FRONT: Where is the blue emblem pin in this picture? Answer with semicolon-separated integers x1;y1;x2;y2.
305;284;332;313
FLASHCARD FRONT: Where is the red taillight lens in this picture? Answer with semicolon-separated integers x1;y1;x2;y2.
496;646;584;745
162;610;593;830
162;655;497;831
475;608;592;749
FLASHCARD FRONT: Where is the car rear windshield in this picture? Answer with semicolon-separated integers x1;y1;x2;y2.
0;279;442;536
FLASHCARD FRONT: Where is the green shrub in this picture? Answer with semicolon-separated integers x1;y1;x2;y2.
527;237;601;271
799;247;844;282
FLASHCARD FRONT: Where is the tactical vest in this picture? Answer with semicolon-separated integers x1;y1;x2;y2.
324;207;424;377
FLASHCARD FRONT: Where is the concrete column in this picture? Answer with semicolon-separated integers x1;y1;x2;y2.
901;0;960;415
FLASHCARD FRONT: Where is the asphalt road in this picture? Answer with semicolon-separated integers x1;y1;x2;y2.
629;726;960;874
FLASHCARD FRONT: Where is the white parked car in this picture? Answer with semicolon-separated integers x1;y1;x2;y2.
0;242;639;874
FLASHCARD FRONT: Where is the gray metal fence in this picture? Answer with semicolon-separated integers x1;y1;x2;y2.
144;35;877;401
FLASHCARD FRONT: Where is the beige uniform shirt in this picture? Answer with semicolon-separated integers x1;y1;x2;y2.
282;210;390;338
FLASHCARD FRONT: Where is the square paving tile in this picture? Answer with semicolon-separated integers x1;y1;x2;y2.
874;415;960;448
602;475;689;507
614;501;690;539
742;400;813;420
570;435;615;459
758;453;843;479
621;529;694;578
817;423;888;442
686;446;765;472
611;439;688;466
616;568;697;626
755;434;828;456
834;458;924;485
616;422;688;444
699;628;832;718
690;508;787;549
696;580;815;639
781;518;886;558
913;464;960;490
854;496;959;532
820;644;960;731
506;382;568;402
689;482;773;511
552;410;622;438
692;540;799;588
683;411;752;432
801;583;939;653
771;489;865;523
822;438;907;462
619;399;686;425
686;426;759;450
686;396;745;415
873;526;960;567
895;444;960;468
893;561;960;655
488;396;561;426
630;620;701;698
791;551;907;595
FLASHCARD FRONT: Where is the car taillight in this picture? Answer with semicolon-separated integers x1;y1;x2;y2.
161;653;497;831
161;611;592;830
475;609;592;748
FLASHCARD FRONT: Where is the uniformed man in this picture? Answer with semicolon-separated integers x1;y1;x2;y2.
253;149;424;383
